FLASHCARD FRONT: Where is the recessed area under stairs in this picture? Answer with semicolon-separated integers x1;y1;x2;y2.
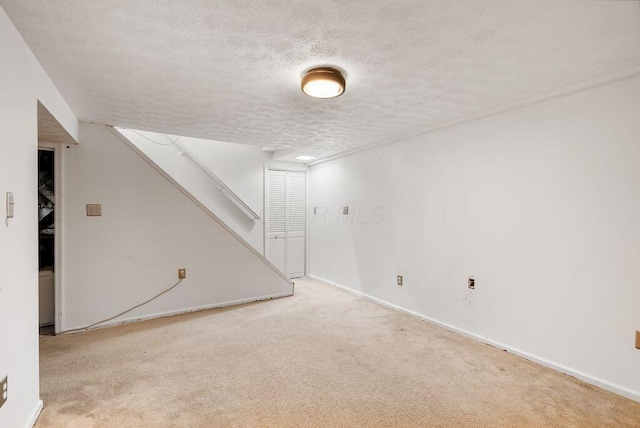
39;325;55;337
37;278;640;426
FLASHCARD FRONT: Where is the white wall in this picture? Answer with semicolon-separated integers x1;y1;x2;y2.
118;130;305;254
60;123;293;331
0;7;79;428
309;76;640;400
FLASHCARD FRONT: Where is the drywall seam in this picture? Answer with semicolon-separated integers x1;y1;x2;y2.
308;66;640;166
61;291;294;334
308;274;640;403
26;400;43;428
108;126;293;286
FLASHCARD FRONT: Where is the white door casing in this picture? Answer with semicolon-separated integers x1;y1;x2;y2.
38;141;63;333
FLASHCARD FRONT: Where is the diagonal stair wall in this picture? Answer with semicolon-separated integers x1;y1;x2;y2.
60;122;293;332
117;128;266;252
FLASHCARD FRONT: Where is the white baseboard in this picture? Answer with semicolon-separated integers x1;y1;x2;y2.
27;400;43;428
61;292;294;334
308;274;640;403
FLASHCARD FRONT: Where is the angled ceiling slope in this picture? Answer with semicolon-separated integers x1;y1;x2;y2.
38;101;77;146
4;1;640;161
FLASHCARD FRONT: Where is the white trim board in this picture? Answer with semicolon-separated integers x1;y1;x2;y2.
60;291;294;334
308;274;640;403
27;400;43;428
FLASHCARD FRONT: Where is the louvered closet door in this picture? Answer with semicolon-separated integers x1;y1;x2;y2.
266;169;306;279
267;170;287;274
285;171;306;278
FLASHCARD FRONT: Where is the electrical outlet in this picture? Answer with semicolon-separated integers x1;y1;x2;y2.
468;277;475;289
0;376;7;409
86;204;102;216
397;275;403;286
178;268;187;279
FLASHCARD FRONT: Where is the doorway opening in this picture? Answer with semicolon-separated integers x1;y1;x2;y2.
37;101;77;336
38;148;56;335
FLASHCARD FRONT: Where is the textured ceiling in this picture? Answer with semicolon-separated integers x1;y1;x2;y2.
3;1;640;161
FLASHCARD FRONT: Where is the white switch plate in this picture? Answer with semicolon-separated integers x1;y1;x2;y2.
6;192;14;218
86;204;102;216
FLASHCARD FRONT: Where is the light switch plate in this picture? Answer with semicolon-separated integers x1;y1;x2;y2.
343;206;349;215
86;204;102;216
0;376;7;409
6;192;14;218
397;275;403;286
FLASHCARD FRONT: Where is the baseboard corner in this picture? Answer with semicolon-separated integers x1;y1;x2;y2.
27;399;43;428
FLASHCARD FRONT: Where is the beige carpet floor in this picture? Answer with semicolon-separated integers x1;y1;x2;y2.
37;278;640;427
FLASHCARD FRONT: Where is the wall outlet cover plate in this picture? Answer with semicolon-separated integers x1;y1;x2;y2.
86;204;102;216
0;376;7;409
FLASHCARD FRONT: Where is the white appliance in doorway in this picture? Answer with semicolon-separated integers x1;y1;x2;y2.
265;169;306;278
39;268;55;326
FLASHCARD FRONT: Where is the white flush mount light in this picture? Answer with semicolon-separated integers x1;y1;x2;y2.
295;155;316;161
301;67;346;99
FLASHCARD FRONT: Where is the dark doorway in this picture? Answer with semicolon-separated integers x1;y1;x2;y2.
38;149;55;334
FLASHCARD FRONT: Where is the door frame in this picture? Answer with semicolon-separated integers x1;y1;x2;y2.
38;141;64;333
263;165;309;278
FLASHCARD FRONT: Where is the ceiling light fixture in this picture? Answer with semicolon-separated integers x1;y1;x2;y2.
301;67;345;99
295;155;316;161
